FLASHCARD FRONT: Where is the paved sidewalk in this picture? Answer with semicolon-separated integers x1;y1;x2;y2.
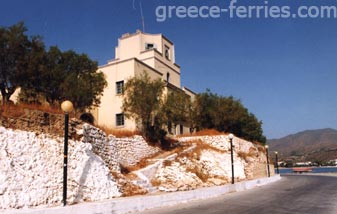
3;175;281;214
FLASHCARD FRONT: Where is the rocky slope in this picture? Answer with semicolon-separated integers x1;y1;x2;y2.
151;136;268;192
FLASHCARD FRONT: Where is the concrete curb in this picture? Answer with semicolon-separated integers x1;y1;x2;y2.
3;175;281;214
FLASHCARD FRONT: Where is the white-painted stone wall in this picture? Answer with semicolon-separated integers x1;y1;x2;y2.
0;123;271;210
109;135;161;167
0;127;121;210
81;124;161;170
81;124;120;172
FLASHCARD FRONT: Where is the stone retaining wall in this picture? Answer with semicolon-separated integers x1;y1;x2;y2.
0;127;121;209
0;108;65;136
80;124;160;173
1;107;162;175
109;136;161;167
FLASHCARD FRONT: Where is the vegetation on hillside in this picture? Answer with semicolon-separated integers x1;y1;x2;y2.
122;75;266;144
122;73;166;142
193;90;266;144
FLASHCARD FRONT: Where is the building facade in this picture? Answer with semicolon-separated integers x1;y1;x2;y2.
92;31;194;134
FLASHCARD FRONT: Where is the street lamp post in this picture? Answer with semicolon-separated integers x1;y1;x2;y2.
265;145;270;177
275;151;279;174
61;100;74;206
229;134;234;184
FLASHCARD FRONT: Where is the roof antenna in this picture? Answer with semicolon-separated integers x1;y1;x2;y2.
139;0;145;32
133;0;136;10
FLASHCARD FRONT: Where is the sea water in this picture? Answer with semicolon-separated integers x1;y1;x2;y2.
278;167;337;174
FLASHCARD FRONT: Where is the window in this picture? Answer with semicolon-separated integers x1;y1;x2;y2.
116;113;124;126
116;81;124;94
166;72;170;83
164;45;170;60
145;43;154;50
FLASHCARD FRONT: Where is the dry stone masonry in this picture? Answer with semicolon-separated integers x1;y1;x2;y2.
0;127;121;209
0;116;272;210
81;124;161;172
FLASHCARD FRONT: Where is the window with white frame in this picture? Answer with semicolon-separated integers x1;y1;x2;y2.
116;113;124;126
116;80;124;94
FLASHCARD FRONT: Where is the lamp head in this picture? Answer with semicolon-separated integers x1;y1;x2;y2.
228;134;234;139
61;100;74;113
275;151;278;154
265;145;269;149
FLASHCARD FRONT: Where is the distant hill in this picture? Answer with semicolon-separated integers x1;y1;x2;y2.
267;128;337;163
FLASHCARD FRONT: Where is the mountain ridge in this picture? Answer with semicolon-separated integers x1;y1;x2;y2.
267;128;337;163
268;128;337;141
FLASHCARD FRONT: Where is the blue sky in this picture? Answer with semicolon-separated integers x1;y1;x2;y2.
1;0;337;139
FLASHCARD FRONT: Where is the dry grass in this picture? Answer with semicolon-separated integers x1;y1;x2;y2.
127;173;139;180
122;158;149;173
177;139;225;162
168;144;188;155
186;165;208;182
238;148;258;162
120;182;148;197
0;104;25;118
252;141;264;146
178;129;223;137
195;139;225;153
150;178;162;187
19;103;62;114
96;125;141;138
162;160;173;167
110;171;148;196
1;103;63;118
258;145;266;152
237;151;249;161
120;151;163;174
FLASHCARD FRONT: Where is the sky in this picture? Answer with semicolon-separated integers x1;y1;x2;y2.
1;0;337;139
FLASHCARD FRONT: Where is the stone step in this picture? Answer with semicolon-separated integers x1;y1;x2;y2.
133;180;148;185
147;186;158;193
132;179;158;193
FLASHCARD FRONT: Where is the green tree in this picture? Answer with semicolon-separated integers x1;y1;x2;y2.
58;50;107;111
193;89;219;130
0;22;31;104
162;89;192;134
0;22;106;111
37;46;107;111
193;89;266;144
41;46;67;105
18;36;47;104
122;73;165;141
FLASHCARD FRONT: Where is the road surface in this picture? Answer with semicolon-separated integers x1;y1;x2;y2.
140;175;337;214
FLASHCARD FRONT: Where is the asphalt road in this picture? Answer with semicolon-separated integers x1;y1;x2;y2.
140;175;337;214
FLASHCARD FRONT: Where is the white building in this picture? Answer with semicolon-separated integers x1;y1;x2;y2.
92;31;195;134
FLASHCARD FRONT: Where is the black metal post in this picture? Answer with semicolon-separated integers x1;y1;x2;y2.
275;152;279;174
63;112;69;206
266;147;270;177
230;138;234;184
